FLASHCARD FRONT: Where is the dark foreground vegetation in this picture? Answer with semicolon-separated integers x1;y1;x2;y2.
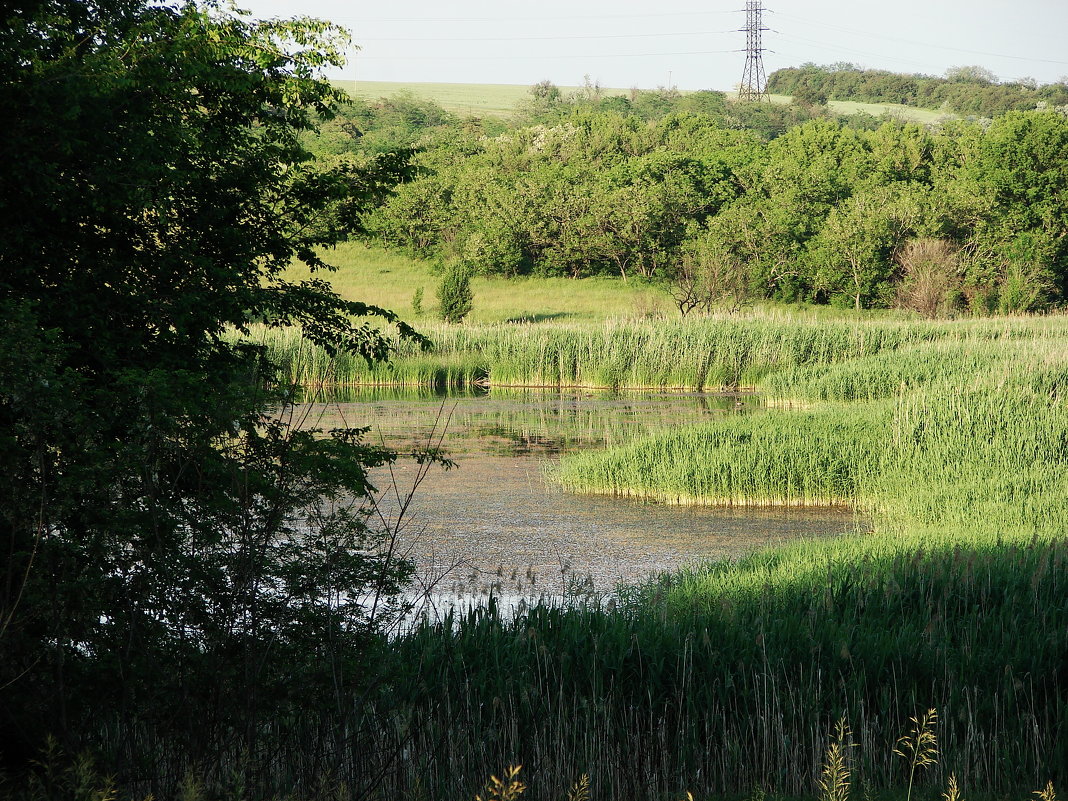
2;1;1067;799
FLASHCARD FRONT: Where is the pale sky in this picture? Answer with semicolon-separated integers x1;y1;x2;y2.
238;0;1068;92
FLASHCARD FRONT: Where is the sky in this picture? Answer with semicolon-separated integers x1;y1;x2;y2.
238;0;1068;92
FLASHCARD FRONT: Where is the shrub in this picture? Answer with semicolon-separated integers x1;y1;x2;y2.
894;238;962;318
437;263;474;323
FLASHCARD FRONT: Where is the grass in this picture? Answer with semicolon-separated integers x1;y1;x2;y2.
553;401;885;506
284;242;669;324
378;536;1068;799
554;332;1068;534
826;99;953;124
333;80;631;117
235;282;1068;798
331;80;952;125
254;298;1066;391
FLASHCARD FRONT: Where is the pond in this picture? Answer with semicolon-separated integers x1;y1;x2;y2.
299;388;861;602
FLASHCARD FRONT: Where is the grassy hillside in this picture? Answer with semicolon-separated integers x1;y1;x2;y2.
289;243;899;326
333;79;630;117
332;79;950;124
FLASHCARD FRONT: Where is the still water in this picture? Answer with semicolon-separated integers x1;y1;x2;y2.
300;389;860;599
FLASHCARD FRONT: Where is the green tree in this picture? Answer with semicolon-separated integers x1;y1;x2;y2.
806;185;912;308
0;0;425;791
437;264;475;322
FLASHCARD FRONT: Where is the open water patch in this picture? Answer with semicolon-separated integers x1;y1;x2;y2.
299;388;863;600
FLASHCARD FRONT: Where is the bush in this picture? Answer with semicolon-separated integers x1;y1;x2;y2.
894;238;963;318
437;264;474;323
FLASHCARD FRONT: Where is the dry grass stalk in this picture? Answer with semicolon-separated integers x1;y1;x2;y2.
942;773;961;801
819;717;855;801
894;708;940;801
475;765;526;801
567;774;591;801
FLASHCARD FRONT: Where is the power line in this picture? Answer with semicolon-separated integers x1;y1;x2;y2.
325;10;740;23
773;32;946;72
356;30;737;43
773;11;1068;67
355;49;744;62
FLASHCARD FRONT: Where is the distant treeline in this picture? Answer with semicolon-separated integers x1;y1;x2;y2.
321;90;1068;314
308;82;847;157
768;63;1068;117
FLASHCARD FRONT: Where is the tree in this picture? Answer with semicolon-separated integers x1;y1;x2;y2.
667;236;751;315
945;65;999;85
437;264;475;323
807;186;908;309
0;0;425;792
894;238;963;318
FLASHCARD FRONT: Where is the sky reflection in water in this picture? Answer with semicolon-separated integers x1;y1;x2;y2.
300;388;862;598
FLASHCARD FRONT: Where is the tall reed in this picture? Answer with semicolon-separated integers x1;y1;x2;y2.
244;315;1068;391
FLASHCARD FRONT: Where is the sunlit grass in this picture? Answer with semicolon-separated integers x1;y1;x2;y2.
333;79;631;117
284;242;669;324
231;309;1068;799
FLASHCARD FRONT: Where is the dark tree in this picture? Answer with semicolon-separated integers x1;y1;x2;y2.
0;0;425;793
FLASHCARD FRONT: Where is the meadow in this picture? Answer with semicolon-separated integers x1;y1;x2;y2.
333;79;945;124
284;242;671;324
336;79;631;117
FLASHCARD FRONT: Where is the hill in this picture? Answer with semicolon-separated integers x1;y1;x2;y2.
332;79;947;124
332;79;629;117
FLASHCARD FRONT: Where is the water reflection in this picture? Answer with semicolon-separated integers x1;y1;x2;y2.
298;388;861;597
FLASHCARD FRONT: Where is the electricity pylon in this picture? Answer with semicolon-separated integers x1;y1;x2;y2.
738;0;768;102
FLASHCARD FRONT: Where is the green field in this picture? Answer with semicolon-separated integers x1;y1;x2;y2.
334;79;948;124
286;242;670;323
334;79;631;117
288;242;900;327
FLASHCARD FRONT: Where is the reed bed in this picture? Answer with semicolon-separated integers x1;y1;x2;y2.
553;403;886;507
235;315;1068;800
554;334;1068;531
372;538;1068;800
250;314;1068;391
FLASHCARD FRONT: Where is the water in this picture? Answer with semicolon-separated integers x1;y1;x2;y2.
299;388;860;600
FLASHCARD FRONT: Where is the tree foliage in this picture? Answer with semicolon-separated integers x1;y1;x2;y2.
437;263;475;323
0;0;424;792
357;91;1068;313
768;63;1068;117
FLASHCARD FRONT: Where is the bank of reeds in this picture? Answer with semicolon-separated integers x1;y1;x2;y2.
373;537;1068;800
247;315;1068;391
554;336;1068;534
553;402;885;506
237;316;1068;801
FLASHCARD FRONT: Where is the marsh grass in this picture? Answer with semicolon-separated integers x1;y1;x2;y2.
253;315;974;391
553;402;884;506
226;313;1068;800
253;308;1068;392
377;536;1068;800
